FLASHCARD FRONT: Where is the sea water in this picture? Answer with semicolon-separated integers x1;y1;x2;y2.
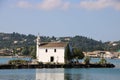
0;57;31;64
0;58;120;80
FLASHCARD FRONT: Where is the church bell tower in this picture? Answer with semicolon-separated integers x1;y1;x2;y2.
36;34;40;60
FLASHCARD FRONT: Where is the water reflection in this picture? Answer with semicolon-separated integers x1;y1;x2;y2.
36;68;64;80
35;68;120;80
36;69;83;80
0;68;119;80
64;73;82;80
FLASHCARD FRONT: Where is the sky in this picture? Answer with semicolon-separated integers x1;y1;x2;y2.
0;0;120;42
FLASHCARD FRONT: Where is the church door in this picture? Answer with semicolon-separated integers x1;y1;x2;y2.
50;56;54;62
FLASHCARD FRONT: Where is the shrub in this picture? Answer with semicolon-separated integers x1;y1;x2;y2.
99;58;107;64
8;59;28;65
84;56;90;64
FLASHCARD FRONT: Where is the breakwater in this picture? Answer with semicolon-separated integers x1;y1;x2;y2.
0;63;115;69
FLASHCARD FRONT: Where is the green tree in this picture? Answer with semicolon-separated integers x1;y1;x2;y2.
84;56;90;64
29;46;36;59
72;48;84;61
65;44;72;63
22;47;29;55
13;48;17;56
99;58;107;64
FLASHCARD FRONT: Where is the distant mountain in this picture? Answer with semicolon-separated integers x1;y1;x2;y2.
0;32;120;52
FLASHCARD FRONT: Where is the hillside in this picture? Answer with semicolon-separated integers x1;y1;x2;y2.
0;32;120;52
0;32;36;49
69;36;104;51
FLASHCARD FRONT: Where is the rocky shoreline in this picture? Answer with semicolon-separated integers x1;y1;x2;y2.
0;63;115;69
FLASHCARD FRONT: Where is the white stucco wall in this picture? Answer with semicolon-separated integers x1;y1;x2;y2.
37;47;65;64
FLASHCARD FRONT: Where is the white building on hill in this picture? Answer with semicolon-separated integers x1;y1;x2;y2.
36;35;72;64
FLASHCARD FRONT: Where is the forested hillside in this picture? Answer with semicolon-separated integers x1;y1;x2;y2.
0;32;120;53
0;32;36;49
69;36;104;51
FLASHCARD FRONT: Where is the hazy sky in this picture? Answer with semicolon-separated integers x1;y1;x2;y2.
0;0;120;42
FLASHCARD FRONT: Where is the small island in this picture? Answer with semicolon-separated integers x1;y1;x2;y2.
0;57;115;69
0;35;115;69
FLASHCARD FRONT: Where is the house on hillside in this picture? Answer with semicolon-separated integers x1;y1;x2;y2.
84;51;99;58
84;51;115;59
0;49;12;56
103;51;114;59
36;35;72;64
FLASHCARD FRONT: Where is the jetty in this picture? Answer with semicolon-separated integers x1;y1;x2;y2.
0;63;115;69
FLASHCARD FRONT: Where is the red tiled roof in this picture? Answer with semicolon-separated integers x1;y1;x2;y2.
39;42;68;47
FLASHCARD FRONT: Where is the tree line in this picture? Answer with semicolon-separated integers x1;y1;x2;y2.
0;32;120;58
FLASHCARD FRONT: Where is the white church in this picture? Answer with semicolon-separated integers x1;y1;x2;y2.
36;35;72;64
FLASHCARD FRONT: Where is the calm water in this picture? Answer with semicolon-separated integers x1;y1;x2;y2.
0;57;31;64
0;58;120;80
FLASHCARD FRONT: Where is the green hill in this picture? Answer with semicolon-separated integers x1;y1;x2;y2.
0;32;120;55
69;36;104;51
